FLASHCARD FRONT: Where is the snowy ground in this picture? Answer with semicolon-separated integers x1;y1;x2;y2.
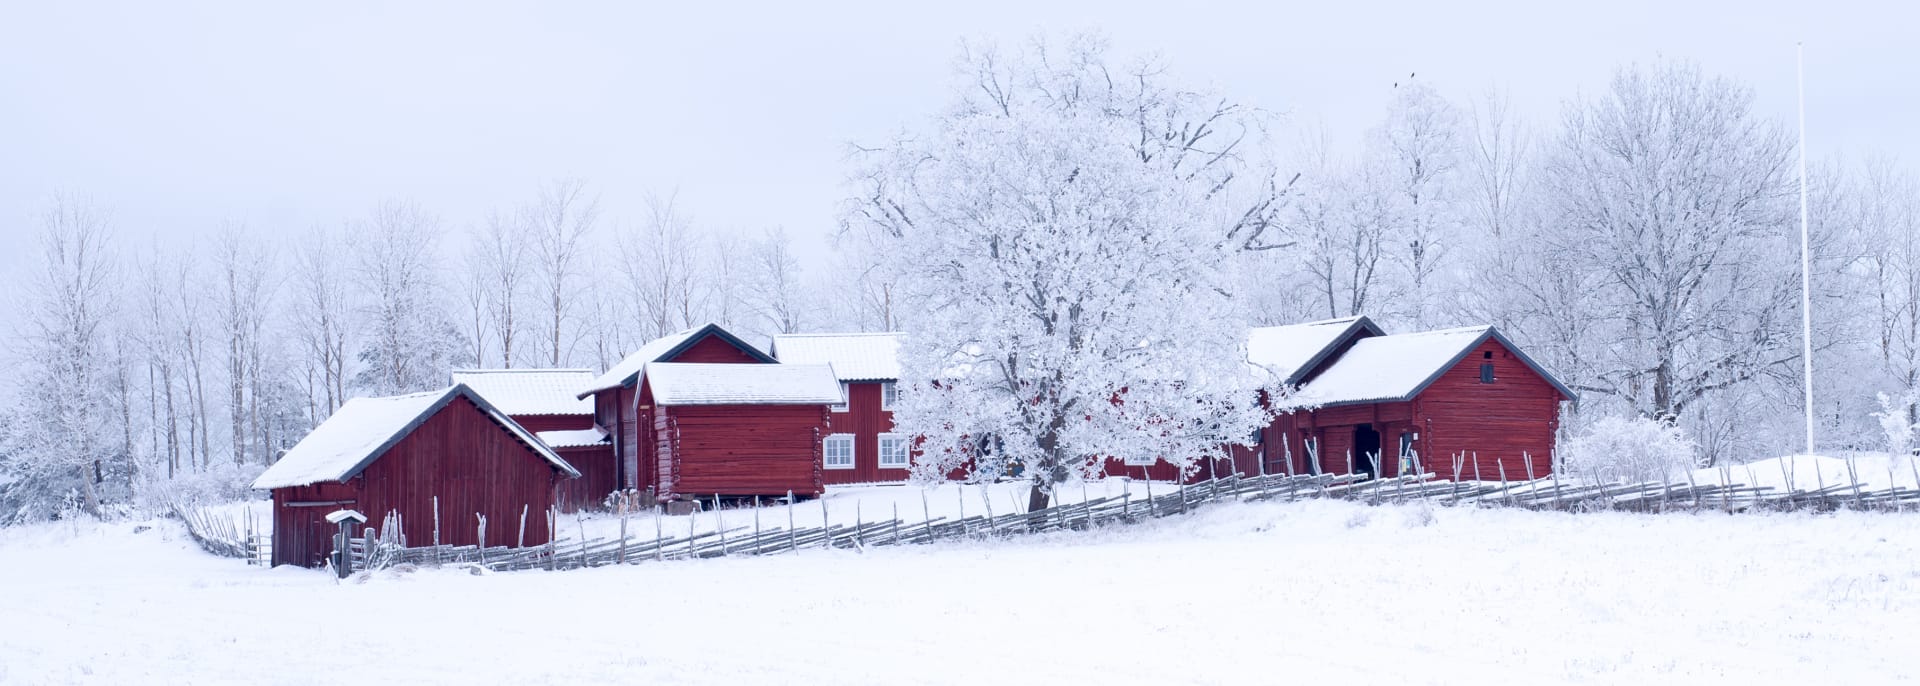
4;486;1918;685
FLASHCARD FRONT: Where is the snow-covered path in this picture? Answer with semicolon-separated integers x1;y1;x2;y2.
3;498;1916;684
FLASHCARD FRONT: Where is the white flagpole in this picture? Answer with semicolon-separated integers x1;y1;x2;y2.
1797;42;1816;456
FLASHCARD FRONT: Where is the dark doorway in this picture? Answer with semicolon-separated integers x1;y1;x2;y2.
1353;424;1381;478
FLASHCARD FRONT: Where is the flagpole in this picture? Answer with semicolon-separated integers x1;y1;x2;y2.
1797;42;1816;456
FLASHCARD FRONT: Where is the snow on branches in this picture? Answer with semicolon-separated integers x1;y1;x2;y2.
849;36;1281;508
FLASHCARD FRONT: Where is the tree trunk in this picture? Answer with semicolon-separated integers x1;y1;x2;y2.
1026;483;1050;512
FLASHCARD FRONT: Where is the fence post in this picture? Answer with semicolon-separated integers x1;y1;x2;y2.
787;490;797;554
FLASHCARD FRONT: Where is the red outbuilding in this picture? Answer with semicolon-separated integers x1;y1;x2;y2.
1107;317;1575;483
252;384;581;568
452;368;614;512
579;323;843;502
770;332;908;484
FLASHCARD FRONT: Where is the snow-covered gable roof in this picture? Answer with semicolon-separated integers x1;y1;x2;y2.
769;332;903;382
536;427;610;449
578;323;775;398
643;363;843;406
1246;316;1384;385
450;368;594;416
251;384;580;490
1294;325;1577;407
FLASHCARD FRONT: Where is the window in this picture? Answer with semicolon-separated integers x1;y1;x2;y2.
823;434;854;469
1123;454;1157;466
1479;363;1495;384
830;382;849;412
880;381;899;411
878;433;910;468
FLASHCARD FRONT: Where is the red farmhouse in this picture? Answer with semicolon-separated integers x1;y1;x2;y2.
770;332;907;484
252;384;580;567
578;323;842;502
451;368;613;512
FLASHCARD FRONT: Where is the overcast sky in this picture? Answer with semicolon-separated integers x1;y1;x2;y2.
0;1;1911;302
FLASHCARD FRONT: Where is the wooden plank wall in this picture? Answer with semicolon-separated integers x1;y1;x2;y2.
1417;338;1563;481
554;444;617;512
353;396;561;550
658;404;828;498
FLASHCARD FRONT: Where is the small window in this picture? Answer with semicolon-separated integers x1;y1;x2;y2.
1479;363;1496;384
880;381;899;411
1123;454;1157;466
823;434;855;469
877;433;910;468
830;382;849;413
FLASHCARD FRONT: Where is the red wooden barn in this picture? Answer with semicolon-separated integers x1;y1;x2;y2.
769;332;908;484
579;323;842;502
1271;324;1575;482
251;384;580;568
452;368;614;512
1106;317;1575;483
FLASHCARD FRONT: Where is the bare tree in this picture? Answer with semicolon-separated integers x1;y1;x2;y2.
619;194;706;339
525;180;598;367
1538;61;1798;426
743;228;808;337
352;200;449;395
289;226;353;421
475;210;529;367
214;225;273;465
18;197;118;516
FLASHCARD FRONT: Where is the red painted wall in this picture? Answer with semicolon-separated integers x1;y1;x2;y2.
671;336;766;364
1416;338;1563;481
512;414;595;433
655;404;828;498
555;444;617;512
270;396;566;567
821;381;908;484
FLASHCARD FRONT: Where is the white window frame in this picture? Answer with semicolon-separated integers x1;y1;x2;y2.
880;381;898;411
830;382;849;413
822;434;855;470
1123;454;1158;467
877;432;910;469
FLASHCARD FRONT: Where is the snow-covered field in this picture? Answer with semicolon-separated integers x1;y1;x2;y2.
4;485;1918;685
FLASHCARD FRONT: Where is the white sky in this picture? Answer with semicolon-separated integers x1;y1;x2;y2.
0;1;1911;310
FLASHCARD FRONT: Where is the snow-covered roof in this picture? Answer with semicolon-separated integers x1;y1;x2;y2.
644;363;844;406
769;332;903;381
537;427;610;449
1293;325;1576;407
252;384;579;490
1246;316;1383;384
578;323;775;398
450;368;594;416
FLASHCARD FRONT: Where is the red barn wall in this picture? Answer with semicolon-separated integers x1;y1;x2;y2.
669;336;765;364
555;444;617;512
269;481;357;568
269;396;565;568
656;404;827;498
1415;338;1563;481
822;381;907;484
512;414;595;433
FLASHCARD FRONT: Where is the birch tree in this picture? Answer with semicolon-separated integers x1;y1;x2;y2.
525;180;598;367
475;210;529;367
352;201;459;394
619;195;706;339
289;226;353;421
744;228;809;337
850;37;1284;510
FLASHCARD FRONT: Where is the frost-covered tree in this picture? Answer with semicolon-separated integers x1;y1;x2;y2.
7;197;120;518
743;228;810;338
850;37;1283;510
351;201;461;395
1369;80;1465;329
289;226;353;421
618;194;707;340
1860;162;1920;432
1559;415;1697;482
525;179;598;367
1537;61;1798;425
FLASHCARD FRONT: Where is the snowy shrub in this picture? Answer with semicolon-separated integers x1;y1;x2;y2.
134;461;267;513
1559;415;1698;483
1870;392;1919;456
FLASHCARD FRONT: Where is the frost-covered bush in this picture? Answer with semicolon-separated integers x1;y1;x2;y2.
1559;415;1698;483
1870;391;1919;456
134;461;267;512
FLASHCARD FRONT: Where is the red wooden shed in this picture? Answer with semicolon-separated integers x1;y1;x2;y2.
1103;317;1574;484
452;368;614;511
640;362;843;500
1271;325;1575;482
770;332;907;484
252;384;580;568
